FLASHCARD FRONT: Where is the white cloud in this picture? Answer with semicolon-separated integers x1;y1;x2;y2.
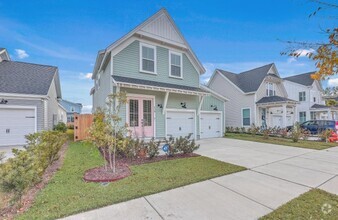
79;72;93;80
82;105;92;114
15;49;29;59
294;49;315;57
328;78;338;87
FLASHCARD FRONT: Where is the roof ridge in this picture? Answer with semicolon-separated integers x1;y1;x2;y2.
239;63;274;74
2;60;58;69
283;71;316;79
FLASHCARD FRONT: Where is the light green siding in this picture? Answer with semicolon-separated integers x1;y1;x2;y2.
113;40;199;87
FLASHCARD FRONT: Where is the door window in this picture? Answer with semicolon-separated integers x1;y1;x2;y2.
143;100;152;126
129;99;139;127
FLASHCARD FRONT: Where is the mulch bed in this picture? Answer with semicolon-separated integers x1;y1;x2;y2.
84;165;131;182
84;149;200;182
0;142;69;220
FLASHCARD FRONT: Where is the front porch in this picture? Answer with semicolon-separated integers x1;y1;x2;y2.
310;104;338;120
256;96;298;128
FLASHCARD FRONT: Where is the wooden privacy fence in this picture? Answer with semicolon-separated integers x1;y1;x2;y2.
74;113;93;141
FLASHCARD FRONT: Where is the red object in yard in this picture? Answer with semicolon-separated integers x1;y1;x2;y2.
328;131;338;142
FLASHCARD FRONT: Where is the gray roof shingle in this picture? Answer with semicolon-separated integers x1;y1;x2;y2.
217;63;275;93
0;60;57;95
112;75;205;93
256;96;297;104
283;72;316;86
311;104;329;109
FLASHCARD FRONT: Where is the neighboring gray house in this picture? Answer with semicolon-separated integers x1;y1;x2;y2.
283;72;338;121
0;48;62;146
58;99;83;124
91;9;227;140
207;63;298;129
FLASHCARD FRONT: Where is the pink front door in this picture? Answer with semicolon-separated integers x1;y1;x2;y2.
128;97;154;138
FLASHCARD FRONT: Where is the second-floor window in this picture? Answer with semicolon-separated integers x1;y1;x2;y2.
266;82;275;96
140;43;156;74
299;91;306;101
169;51;182;78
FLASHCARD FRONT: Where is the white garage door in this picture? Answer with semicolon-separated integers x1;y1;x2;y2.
166;111;195;139
0;107;36;146
200;112;222;139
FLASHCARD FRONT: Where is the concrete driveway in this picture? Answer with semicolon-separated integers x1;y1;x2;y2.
63;138;338;220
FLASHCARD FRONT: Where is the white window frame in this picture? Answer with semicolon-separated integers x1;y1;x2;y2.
169;50;183;79
266;82;275;97
310;111;317;120
299;91;306;102
241;107;251;127
139;42;157;75
299;111;307;123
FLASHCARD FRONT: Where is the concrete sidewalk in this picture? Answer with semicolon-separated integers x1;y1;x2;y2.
62;139;338;220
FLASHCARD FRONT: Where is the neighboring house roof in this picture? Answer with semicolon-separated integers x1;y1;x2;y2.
93;8;205;79
58;99;83;113
112;75;206;93
216;63;276;93
283;71;316;86
256;96;297;104
200;85;229;101
311;104;328;109
0;60;60;96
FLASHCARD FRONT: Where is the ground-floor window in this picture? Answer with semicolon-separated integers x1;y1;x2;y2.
242;108;251;126
310;111;317;120
67;115;74;123
299;112;306;123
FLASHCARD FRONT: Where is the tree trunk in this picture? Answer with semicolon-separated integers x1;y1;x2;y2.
109;148;113;171
102;147;107;171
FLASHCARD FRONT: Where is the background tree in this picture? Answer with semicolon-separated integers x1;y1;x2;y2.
282;0;337;80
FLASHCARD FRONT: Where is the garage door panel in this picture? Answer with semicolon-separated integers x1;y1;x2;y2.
200;112;222;139
0;108;36;146
166;111;195;139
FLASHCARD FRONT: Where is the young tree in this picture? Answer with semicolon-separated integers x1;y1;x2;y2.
87;92;127;173
282;0;337;79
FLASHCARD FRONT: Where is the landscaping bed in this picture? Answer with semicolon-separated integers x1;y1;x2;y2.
225;133;337;150
261;189;338;220
17;142;246;220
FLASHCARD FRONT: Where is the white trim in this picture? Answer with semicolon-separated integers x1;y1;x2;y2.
241;107;251;127
116;82;208;96
162;91;169;114
165;108;197;140
0;93;48;99
0;105;37;133
169;50;183;79
197;95;205;115
139;42;157;75
199;110;223;139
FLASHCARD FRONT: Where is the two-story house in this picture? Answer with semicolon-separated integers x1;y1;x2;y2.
58;99;83;126
91;9;227;139
283;72;338;121
207;63;298;129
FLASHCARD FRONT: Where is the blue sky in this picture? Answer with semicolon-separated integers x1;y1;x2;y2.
0;0;336;112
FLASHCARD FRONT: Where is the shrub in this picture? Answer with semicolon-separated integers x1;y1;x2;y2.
234;127;240;133
290;123;302;142
0;152;5;163
250;124;259;136
147;138;160;158
0;130;67;202
262;128;271;139
67;124;74;129
164;136;178;156
301;129;311;141
279;128;288;138
319;129;332;142
53;122;67;133
240;127;246;133
165;134;199;156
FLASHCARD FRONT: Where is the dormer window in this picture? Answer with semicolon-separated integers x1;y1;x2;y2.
140;43;156;74
169;51;183;78
266;82;275;97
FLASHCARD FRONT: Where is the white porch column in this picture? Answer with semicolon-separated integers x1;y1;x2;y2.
328;108;332;120
294;105;297;123
282;104;287;128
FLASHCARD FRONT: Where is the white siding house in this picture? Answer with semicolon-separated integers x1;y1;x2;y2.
283;72;338;121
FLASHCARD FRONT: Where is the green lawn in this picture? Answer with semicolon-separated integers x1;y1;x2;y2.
261;189;338;220
225;133;337;150
17;142;245;220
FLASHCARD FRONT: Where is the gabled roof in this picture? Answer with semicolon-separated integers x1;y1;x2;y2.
0;60;60;97
93;8;205;78
311;104;329;109
59;99;83;107
283;71;316;86
217;63;277;93
112;75;206;94
256;96;297;104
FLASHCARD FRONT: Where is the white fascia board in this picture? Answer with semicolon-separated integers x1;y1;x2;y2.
0;93;48;100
